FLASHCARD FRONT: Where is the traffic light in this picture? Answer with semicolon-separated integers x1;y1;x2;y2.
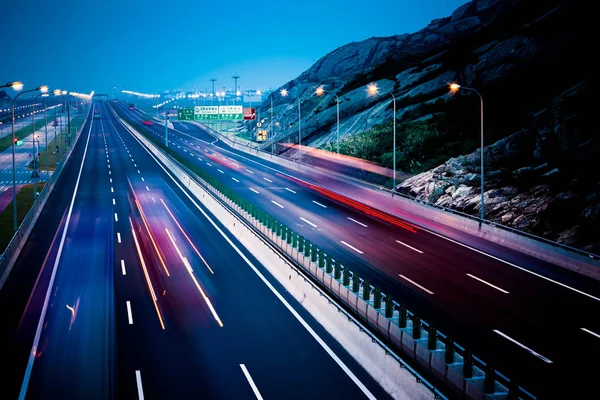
14;137;17;144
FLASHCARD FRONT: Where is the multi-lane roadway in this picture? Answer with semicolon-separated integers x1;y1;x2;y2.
118;102;600;398
0;102;394;399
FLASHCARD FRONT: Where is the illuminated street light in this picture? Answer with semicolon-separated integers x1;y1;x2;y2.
315;85;341;156
367;83;397;192
11;85;47;231
1;81;23;91
449;82;485;222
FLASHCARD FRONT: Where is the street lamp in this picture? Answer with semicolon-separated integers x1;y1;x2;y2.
1;81;23;91
11;85;48;231
367;83;397;192
315;85;340;156
279;88;303;154
450;82;485;221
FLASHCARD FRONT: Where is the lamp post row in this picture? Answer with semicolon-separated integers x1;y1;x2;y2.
2;81;81;231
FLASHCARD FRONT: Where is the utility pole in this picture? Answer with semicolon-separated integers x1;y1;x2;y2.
210;78;216;105
231;75;240;104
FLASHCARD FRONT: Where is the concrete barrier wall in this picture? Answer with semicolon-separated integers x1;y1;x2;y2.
188;121;599;280
121;118;441;400
0;105;91;290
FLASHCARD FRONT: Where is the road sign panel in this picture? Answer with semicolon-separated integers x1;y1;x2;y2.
178;108;194;120
257;129;268;142
243;107;256;120
218;105;243;120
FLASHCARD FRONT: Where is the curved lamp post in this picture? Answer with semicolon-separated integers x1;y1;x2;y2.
367;83;397;192
11;85;48;230
315;85;341;156
450;83;484;221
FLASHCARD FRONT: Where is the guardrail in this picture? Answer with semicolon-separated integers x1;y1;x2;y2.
0;104;91;290
122;110;537;400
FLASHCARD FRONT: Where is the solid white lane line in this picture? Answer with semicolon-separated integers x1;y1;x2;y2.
130;134;377;399
312;200;327;208
423;227;600;302
121;260;126;275
395;240;424;254
493;330;552;363
466;273;509;294
285;187;296;194
300;217;318;228
249;188;259;194
232;177;240;183
135;370;145;400
341;241;364;254
112;199;115;205
399;274;434;295
117;232;121;243
581;328;600;339
217;169;224;174
263;177;273;183
114;213;118;222
271;200;284;209
240;364;263;400
16;113;94;400
246;169;254;174
347;217;368;228
200;139;211;145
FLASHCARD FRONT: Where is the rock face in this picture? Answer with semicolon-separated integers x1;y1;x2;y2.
397;82;599;253
254;0;594;253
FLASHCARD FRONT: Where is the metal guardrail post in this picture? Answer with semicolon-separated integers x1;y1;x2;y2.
304;239;311;257
352;271;360;293
325;253;332;273
400;303;408;328
413;315;422;339
342;266;350;286
318;249;325;268
385;295;393;318
363;280;371;301
445;340;455;364
464;352;474;379
428;326;437;350
298;236;304;253
373;287;381;309
484;365;495;394
334;259;341;279
311;244;318;262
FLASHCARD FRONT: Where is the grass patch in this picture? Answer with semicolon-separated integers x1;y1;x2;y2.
0;182;47;253
0;120;49;153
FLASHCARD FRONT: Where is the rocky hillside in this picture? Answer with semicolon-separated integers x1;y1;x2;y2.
398;82;599;253
0;90;11;107
255;0;595;253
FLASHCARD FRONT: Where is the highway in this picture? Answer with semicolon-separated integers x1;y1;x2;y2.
117;103;600;398
0;102;393;399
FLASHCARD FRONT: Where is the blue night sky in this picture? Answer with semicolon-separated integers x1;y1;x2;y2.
1;0;468;95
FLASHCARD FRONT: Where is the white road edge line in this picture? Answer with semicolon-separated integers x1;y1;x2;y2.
240;364;263;400
395;240;423;254
271;200;284;209
398;274;434;295
493;330;552;363
18;112;94;400
466;273;509;294
125;126;377;400
135;370;145;400
126;301;134;324
341;240;364;254
581;327;600;339
347;217;367;228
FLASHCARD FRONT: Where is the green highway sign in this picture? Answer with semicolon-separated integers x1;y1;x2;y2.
178;108;194;120
218;105;243;120
194;106;219;120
